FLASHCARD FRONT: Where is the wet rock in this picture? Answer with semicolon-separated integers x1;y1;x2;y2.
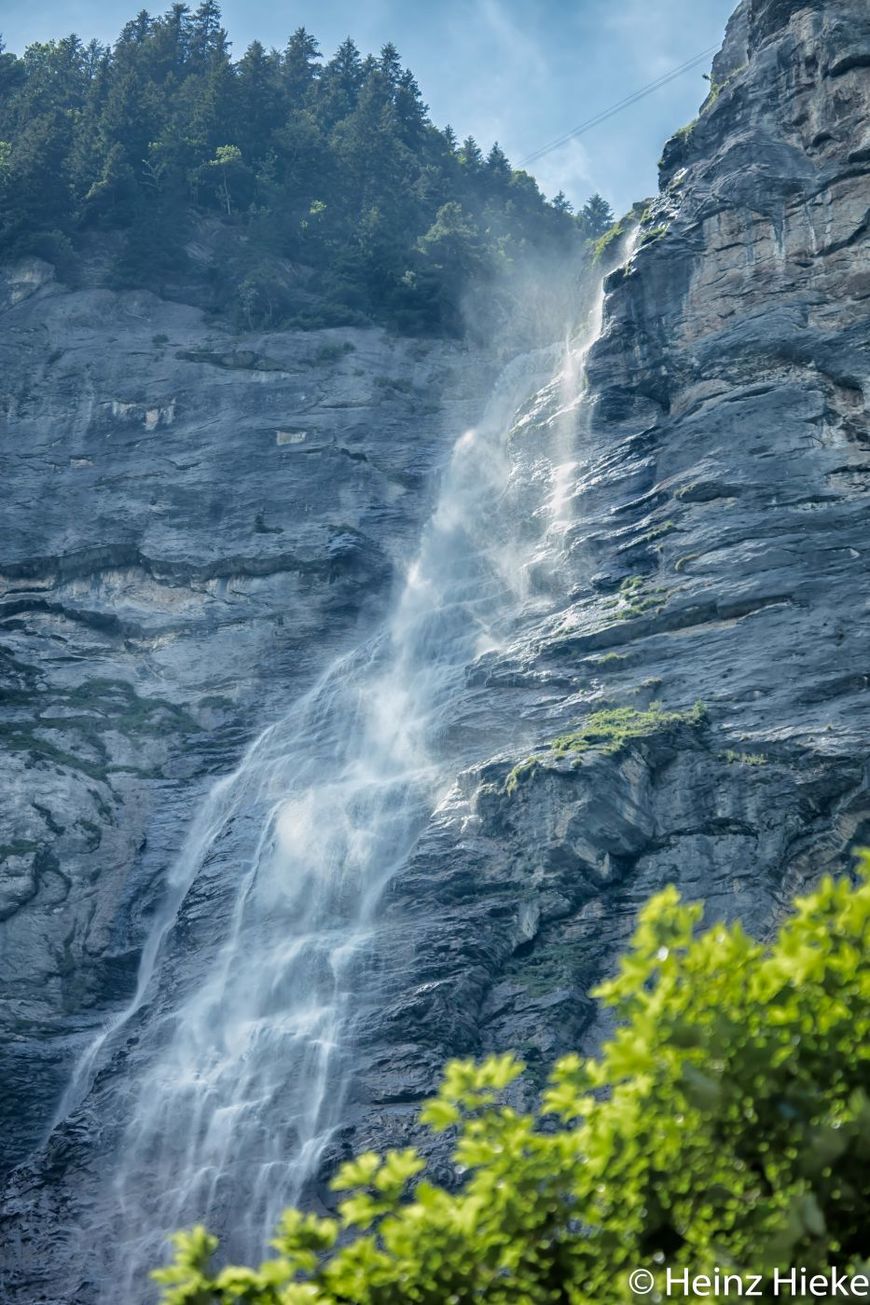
0;301;484;1181
2;0;870;1298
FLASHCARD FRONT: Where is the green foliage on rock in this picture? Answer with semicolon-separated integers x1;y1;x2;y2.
153;855;870;1302
592;218;625;262
603;574;670;622
636;518;677;547
639;223;668;246
504;755;541;796
504;701;704;795
722;749;768;767
549;700;706;757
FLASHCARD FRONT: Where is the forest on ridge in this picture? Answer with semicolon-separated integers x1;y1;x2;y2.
0;2;615;334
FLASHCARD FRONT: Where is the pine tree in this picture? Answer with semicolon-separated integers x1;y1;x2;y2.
189;1;228;70
0;39;24;104
114;10;154;60
0;109;74;247
579;191;614;238
234;41;282;165
458;135;483;172
318;37;363;126
378;42;402;91
393;67;427;147
146;4;194;82
485;141;511;183
282;27;320;105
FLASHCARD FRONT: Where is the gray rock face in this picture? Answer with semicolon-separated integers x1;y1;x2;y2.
0;282;485;1174
2;0;869;1299
352;0;870;1161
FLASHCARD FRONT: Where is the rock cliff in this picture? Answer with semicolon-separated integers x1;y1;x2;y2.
355;0;870;1145
0;280;485;1169
2;0;869;1299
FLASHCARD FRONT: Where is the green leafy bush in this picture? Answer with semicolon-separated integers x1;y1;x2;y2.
154;855;870;1303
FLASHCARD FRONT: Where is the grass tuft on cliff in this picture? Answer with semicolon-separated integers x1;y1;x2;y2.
505;701;706;794
550;700;706;756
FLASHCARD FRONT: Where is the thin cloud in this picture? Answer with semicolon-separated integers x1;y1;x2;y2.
526;137;596;206
479;0;549;81
598;0;715;76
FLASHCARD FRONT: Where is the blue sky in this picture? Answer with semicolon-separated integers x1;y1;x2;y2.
0;0;736;212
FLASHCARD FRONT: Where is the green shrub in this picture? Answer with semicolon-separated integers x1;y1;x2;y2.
154;855;870;1302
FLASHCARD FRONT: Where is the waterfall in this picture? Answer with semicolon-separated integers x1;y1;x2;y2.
54;279;608;1297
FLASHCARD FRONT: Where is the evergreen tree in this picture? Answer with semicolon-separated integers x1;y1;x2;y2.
147;3;194;80
114;11;155;60
0;38;25;103
414;200;486;334
579;191;614;238
318;37;363;126
282;27;320;104
189;0;227;69
234;40;282;166
485;141;511;184
458;136;483;173
393;67;427;148
377;42;402;91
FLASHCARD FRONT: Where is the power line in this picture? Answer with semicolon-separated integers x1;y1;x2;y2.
520;44;719;167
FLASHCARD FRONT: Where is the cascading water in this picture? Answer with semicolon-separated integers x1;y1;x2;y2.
51;273;611;1299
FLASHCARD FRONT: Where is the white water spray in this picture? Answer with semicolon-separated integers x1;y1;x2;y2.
54;278;612;1296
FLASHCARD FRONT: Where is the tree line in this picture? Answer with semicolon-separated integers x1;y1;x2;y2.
0;3;616;334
